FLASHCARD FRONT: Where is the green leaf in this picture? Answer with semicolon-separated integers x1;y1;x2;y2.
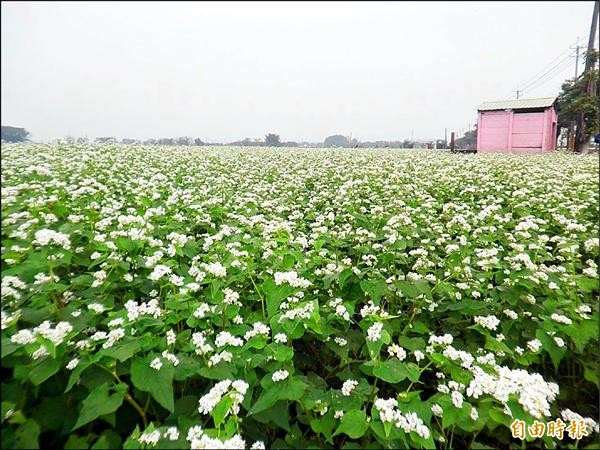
91;430;121;449
334;409;368;439
13;419;41;449
565;317;598;353
249;378;308;415
396;280;420;299
263;279;293;318
338;269;353;289
130;357;175;413
311;411;335;444
1;338;19;358
98;338;142;362
253;400;291;432
360;279;388;303
274;345;294;362
536;329;566;370
212;395;235;428
72;383;126;430
64;435;89;450
373;359;408;384
28;357;60;386
65;359;92;392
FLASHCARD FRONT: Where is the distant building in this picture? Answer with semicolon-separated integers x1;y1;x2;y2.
476;97;557;153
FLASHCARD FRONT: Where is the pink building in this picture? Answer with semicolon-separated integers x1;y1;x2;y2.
476;97;557;153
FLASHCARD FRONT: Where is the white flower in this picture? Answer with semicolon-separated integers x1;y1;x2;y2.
334;337;347;346
215;331;244;348
451;390;464;408
149;264;172;282
161;351;180;366
428;334;454;346
467;365;559;419
341;379;359;396
66;358;80;370
367;322;383;342
208;351;233;367
32;346;50;360
108;318;124;328
244;322;270;341
274;333;288;344
335;304;351;321
232;314;244;324
272;369;289;382
561;409;600;434
223;288;241;306
186;425;204;442
203;262;227;278
197;379;247;417
431;404;443;417
87;303;105;314
273;271;311;288
166;329;177;345
527;339;542;353
193;303;210;319
163;427;179;441
10;329;36;345
550;313;572;325
414;350;425;362
470;407;479;421
191;332;213;355
388;343;407;360
139;430;161;446
474;315;500;331
33;229;71;250
91;270;107;288
553;336;565;348
150;357;163;371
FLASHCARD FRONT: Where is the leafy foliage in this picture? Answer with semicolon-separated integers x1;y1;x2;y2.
1;144;598;449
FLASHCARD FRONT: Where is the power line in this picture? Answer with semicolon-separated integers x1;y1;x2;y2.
521;53;573;88
523;59;575;96
520;54;575;93
503;53;573;99
517;35;588;88
502;35;589;99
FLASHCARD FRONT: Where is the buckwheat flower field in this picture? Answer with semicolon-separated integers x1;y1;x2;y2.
1;144;598;449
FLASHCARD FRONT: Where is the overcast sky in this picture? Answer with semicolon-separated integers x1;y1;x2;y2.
1;1;596;143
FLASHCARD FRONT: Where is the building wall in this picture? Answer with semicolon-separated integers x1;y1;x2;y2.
477;107;556;153
477;111;510;153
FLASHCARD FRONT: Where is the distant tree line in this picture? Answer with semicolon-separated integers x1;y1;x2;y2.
1;126;30;143
2;126;453;149
454;127;477;150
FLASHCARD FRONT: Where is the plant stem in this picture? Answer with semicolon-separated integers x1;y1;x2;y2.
249;274;265;318
126;392;148;428
93;363;149;427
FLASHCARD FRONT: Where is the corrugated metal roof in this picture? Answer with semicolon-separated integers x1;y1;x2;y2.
478;97;556;111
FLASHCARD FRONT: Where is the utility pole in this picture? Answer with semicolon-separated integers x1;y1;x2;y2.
444;128;448;146
576;0;599;153
514;89;522;99
570;37;581;79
